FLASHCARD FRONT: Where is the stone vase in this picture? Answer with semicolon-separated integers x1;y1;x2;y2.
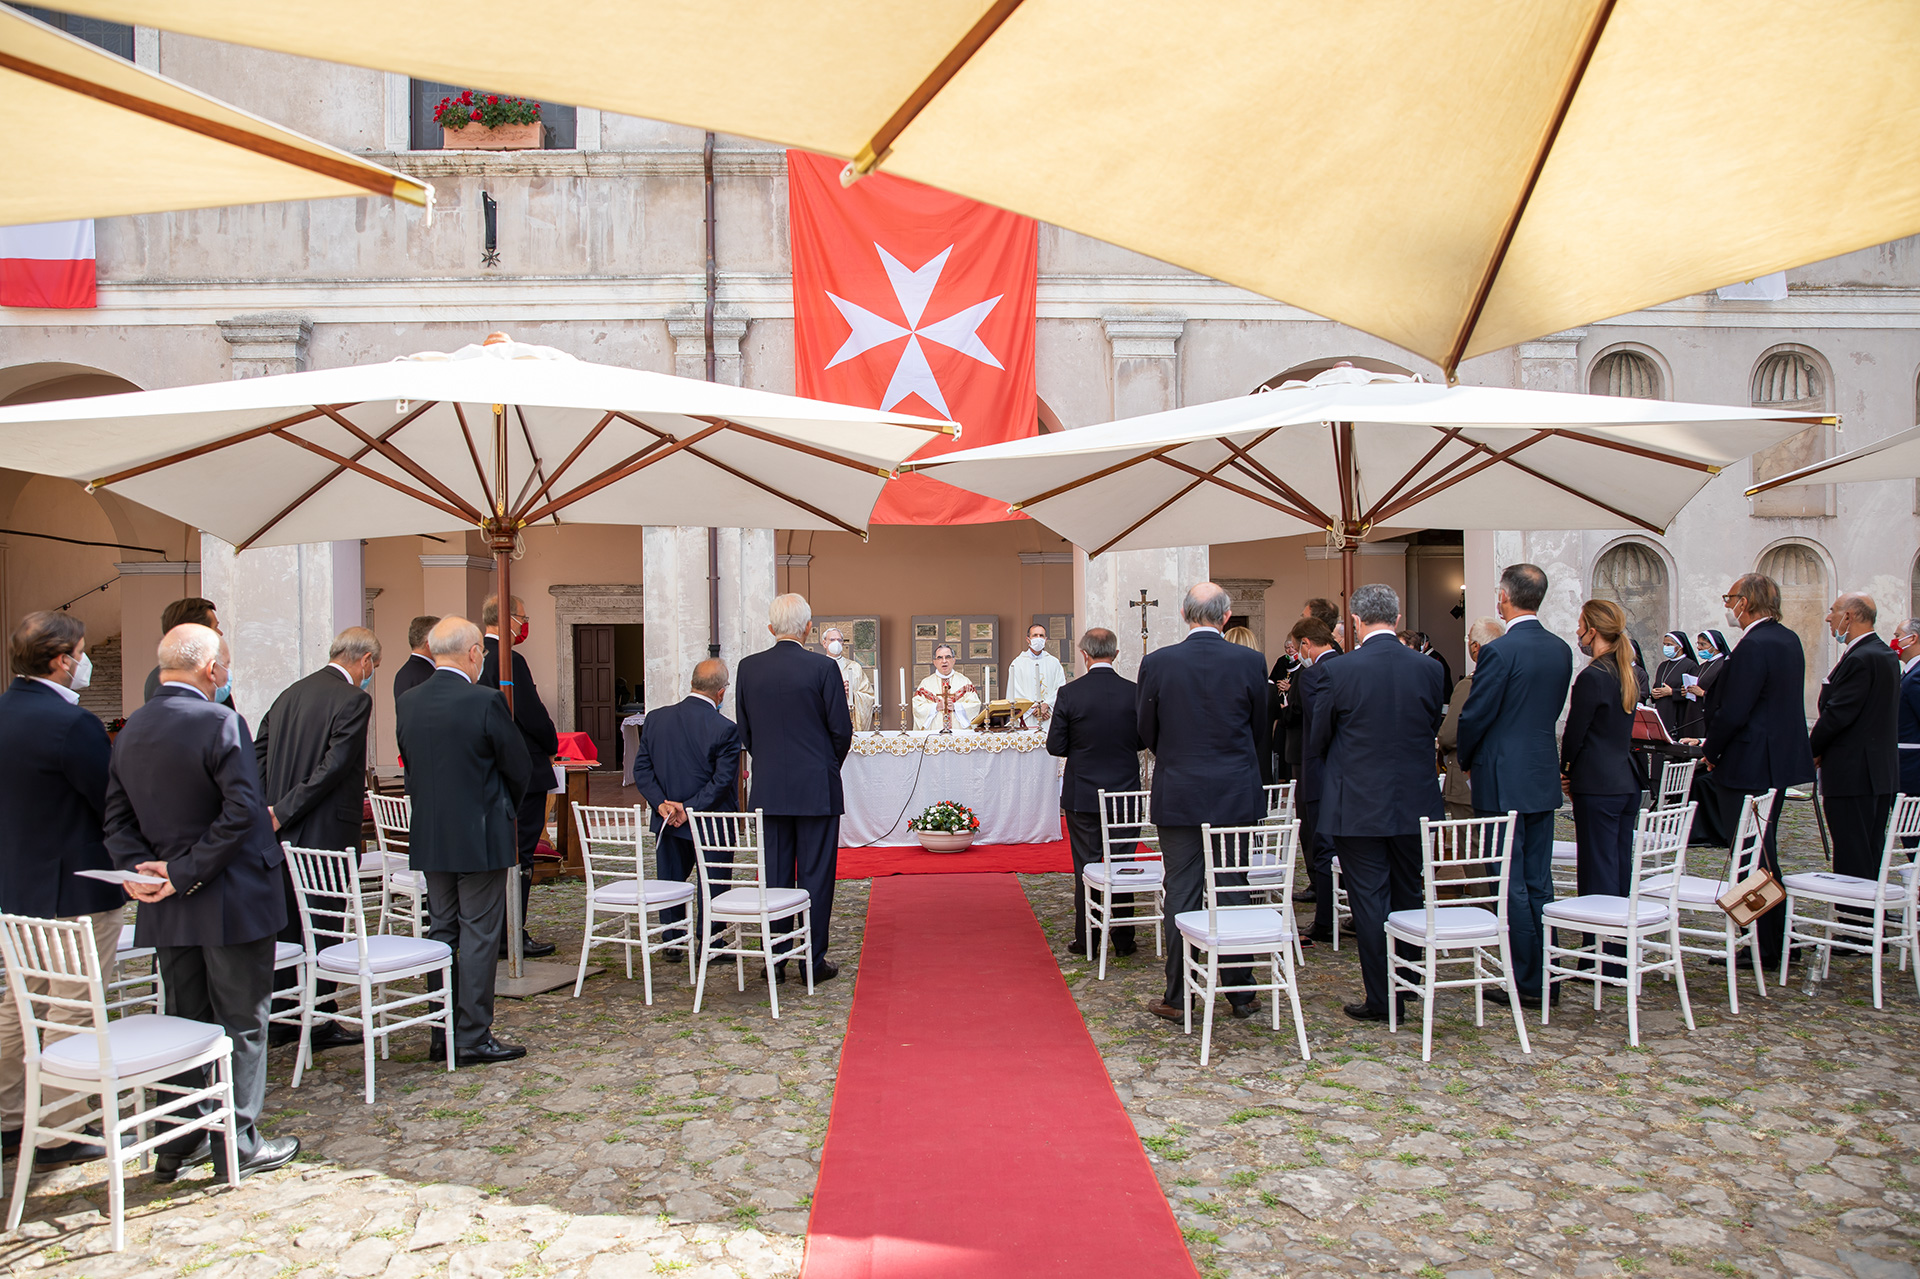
915;830;976;854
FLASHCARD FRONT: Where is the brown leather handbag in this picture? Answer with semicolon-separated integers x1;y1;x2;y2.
1716;865;1785;927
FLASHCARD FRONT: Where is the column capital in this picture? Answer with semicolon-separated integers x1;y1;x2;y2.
667;305;750;385
218;312;312;378
1101;310;1186;359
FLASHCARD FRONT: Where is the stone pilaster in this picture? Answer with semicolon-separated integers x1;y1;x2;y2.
216;312;312;379
665;306;749;385
1515;327;1586;394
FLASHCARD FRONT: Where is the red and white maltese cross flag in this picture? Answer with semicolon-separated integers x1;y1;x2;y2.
787;150;1037;525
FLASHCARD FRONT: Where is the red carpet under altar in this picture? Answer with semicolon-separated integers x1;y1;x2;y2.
801;874;1196;1279
835;819;1071;879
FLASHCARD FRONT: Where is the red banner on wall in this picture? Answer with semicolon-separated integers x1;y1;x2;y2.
787;150;1037;524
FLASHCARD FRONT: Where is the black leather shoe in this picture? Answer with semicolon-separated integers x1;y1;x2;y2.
1230;999;1260;1020
1306;930;1334;945
153;1136;213;1184
427;1034;447;1063
1067;939;1087;955
1;1128;18;1154
31;1130;134;1168
1112;938;1138;957
521;934;556;959
812;959;840;983
1343;1001;1389;1022
222;1136;299;1180
1293;890;1318;903
310;1024;363;1053
455;1037;527;1065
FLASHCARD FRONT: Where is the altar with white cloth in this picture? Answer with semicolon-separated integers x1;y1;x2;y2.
839;730;1062;848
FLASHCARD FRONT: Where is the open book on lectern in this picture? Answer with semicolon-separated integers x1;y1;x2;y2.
971;699;1034;730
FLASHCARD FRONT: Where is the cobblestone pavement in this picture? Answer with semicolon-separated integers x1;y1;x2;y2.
13;801;1920;1279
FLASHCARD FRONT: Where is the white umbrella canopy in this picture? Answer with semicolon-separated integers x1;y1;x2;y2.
44;0;1920;375
1745;422;1920;497
1;6;429;225
0;338;949;551
908;368;1829;599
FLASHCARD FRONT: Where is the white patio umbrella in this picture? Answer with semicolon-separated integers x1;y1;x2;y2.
908;367;1829;607
1;6;428;225
1745;422;1920;497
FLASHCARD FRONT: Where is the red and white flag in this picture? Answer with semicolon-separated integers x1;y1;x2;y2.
788;151;1036;525
0;221;97;309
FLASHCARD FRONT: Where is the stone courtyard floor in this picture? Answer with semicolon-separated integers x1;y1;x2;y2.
10;800;1920;1279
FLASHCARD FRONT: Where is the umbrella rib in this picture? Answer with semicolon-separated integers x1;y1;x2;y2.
845;0;1027;179
272;430;476;525
1365;427;1471;518
233;399;438;552
696;417;894;478
1003;444;1181;511
1154;455;1320;526
676;443;865;537
1216;435;1334;527
1373;431;1554;524
1497;455;1664;533
452;403;495;514
519;424;725;526
1545;428;1720;474
0;50;427;207
317;406;483;523
512;405;561;525
1092;475;1208;557
87;407;332;490
512;411;618;523
1332;422;1358;528
1441;0;1618;377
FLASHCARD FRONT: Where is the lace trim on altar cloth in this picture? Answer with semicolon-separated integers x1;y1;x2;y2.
847;729;1050;756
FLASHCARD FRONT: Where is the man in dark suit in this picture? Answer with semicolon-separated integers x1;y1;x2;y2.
1893;619;1920;801
254;626;381;1053
632;658;741;942
1703;573;1816;967
107;624;299;1182
141;597;237;716
1138;582;1272;1023
1308;584;1447;1021
0;612;125;1167
1046;627;1144;956
392;614;439;707
397;617;533;1065
734;593;853;982
1456;562;1573;1007
479;594;559;958
1285;617;1340;941
1810;593;1900;888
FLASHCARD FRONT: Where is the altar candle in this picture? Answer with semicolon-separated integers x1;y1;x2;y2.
899;667;907;725
986;664;994;703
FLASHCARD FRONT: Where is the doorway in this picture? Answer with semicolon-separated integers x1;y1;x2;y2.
573;622;645;768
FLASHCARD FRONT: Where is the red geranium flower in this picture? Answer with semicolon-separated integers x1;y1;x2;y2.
470;109;482;121
460;90;473;103
486;94;498;105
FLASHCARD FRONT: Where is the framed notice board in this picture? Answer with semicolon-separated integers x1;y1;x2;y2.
1030;613;1075;673
911;614;1000;699
804;615;879;719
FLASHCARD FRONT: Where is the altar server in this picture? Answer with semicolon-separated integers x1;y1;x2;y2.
913;644;981;732
1006;623;1066;728
820;627;874;731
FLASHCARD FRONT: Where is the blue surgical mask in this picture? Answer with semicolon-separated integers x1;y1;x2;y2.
1661;643;1678;659
214;679;232;704
1695;647;1713;662
360;672;374;691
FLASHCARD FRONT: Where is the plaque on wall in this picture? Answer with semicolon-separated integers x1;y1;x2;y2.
1032;613;1075;669
911;614;999;695
804;614;880;719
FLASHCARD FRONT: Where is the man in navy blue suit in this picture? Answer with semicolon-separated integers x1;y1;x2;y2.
734;594;853;981
0;612;124;1168
1894;619;1920;802
1046;627;1143;955
1285;616;1341;942
633;658;742;943
1810;593;1900;887
1703;573;1815;967
1456;563;1573;1008
1309;584;1448;1020
1138;582;1272;1023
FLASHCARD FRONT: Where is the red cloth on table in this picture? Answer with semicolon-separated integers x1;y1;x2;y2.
556;731;598;762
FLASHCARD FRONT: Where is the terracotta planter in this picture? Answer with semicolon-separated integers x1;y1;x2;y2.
440;121;542;151
915;830;976;854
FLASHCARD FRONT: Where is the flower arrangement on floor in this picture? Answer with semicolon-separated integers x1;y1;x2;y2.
433;91;542;130
908;800;980;834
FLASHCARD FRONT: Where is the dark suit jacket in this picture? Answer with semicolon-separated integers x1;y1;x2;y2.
1809;633;1900;797
1289;652;1339;806
1457;617;1573;813
1309;632;1446;837
632;694;742;838
104;684;285;947
0;677;120;918
1137;629;1271;827
1703;618;1815;792
1561;661;1639;796
1047;665;1143;812
393;651;435;707
1899;661;1920;795
396;669;533;873
254;665;371;853
481;635;559;794
735;639;853;817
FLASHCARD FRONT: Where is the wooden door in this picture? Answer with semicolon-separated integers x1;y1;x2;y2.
573;624;616;765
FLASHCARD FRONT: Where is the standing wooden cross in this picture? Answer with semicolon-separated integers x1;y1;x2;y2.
1129;589;1159;656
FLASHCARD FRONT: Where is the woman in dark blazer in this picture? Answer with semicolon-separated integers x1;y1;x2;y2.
1562;600;1643;922
1650;629;1702;740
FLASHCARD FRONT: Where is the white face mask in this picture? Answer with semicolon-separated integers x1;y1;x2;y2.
1029;636;1046;653
67;651;92;693
1725;608;1742;629
825;640;843;656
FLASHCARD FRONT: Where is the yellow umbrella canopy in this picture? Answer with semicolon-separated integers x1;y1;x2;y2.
47;0;1920;372
0;6;428;226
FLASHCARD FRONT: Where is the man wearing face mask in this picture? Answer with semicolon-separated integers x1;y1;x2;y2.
1006;623;1067;728
1809;593;1900;892
819;627;874;731
252;627;382;1053
1892;619;1920;803
142;597;235;713
479;594;560;958
0;611;127;1168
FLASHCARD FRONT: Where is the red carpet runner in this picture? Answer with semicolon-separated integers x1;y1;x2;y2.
801;874;1197;1279
834;825;1071;879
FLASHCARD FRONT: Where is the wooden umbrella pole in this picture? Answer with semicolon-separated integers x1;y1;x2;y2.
489;395;527;980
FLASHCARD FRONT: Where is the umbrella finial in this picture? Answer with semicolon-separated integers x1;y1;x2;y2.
483;331;512;346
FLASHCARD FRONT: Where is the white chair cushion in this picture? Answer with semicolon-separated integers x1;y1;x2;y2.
1552;840;1578;862
709;886;811;917
388;869;423;893
1642;872;1730;906
1783;871;1888;903
273;941;307;968
592;878;697;907
1174;907;1294;948
1082;862;1165;888
1543;895;1670;928
1247;867;1290;885
1386;906;1502;942
358;851;387;874
315;934;451;976
117;924;138;952
41;1013;224;1081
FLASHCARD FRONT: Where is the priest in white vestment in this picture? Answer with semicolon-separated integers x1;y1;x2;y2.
821;626;874;730
912;643;981;732
1005;623;1067;728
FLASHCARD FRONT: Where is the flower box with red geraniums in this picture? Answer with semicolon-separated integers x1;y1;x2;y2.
434;90;543;151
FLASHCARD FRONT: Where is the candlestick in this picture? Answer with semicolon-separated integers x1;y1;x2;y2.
899;667;907;729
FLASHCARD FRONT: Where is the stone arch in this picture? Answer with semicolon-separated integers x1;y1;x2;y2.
1587;344;1668;400
1749;345;1836;518
1590;537;1673;661
1252;355;1417;393
1756;538;1832;717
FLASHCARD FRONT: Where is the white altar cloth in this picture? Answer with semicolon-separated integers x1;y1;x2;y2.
840;730;1061;848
